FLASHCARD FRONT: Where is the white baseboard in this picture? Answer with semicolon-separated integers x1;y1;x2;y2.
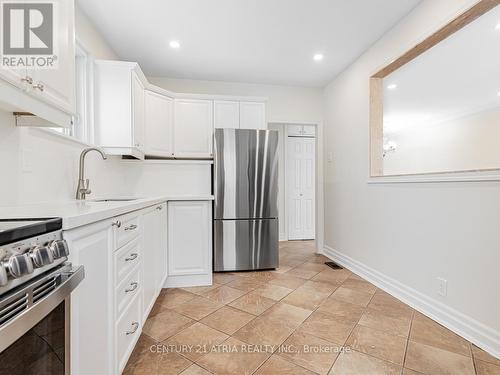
322;245;500;359
164;273;212;288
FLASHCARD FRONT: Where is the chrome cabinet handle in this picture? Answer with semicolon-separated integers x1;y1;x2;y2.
21;76;33;85
33;83;45;91
124;224;138;231
112;221;122;228
125;322;139;335
125;253;138;262
125;282;138;293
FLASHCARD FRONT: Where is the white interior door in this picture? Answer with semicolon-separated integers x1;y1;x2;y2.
287;137;316;240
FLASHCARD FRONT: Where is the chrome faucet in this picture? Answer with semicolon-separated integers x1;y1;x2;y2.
76;147;107;200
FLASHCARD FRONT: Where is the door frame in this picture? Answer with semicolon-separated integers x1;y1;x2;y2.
268;121;324;252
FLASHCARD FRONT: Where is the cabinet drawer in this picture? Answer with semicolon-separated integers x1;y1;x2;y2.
114;213;141;249
116;294;142;374
115;237;141;285
116;265;141;318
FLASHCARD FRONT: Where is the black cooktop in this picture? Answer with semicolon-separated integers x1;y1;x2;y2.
0;218;62;246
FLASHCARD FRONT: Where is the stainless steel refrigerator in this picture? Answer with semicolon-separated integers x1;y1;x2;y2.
214;128;279;272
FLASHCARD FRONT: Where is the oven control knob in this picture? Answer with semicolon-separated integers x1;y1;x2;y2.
30;246;54;267
49;240;69;259
0;263;7;286
7;254;34;278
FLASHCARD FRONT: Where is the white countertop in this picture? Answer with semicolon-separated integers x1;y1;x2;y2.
0;195;214;230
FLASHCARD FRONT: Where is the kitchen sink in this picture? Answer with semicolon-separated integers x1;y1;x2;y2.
90;198;139;202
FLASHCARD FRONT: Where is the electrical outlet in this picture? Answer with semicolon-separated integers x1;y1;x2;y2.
437;277;447;297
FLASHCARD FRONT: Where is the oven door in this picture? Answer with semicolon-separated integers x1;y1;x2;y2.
0;264;84;375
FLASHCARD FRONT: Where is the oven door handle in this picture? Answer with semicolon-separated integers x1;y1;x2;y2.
0;265;85;353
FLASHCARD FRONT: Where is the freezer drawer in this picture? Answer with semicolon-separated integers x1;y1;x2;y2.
214;218;279;272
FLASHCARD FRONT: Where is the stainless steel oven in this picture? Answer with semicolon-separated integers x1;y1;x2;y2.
0;218;84;375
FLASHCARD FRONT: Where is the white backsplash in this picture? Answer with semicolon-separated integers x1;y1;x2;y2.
0;109;211;207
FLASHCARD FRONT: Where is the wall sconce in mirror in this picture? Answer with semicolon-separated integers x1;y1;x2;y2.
370;0;500;177
382;139;398;157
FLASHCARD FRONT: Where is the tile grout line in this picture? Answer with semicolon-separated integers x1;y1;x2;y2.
401;308;416;374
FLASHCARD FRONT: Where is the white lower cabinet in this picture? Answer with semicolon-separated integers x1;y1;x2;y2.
142;203;167;317
66;200;210;374
65;220;114;375
166;201;212;287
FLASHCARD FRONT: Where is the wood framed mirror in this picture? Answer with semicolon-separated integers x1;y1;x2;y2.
370;0;500;177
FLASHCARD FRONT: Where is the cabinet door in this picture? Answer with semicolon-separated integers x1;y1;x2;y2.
144;91;174;157
132;72;145;150
142;206;161;317
29;0;75;113
240;102;266;130
174;99;213;158
302;125;316;137
168;201;211;276
157;203;168;288
287;125;304;136
65;221;113;375
214;101;240;129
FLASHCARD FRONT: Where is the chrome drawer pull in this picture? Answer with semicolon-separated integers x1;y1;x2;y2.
125;253;138;262
33;83;44;91
124;224;138;231
125;282;138;293
21;76;33;85
125;322;139;335
112;220;122;228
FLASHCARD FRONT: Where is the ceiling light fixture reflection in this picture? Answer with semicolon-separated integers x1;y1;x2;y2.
387;83;398;90
169;40;180;49
313;53;324;62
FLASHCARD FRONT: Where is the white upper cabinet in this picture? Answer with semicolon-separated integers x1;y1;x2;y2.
132;73;145;149
302;125;316;136
144;90;174;157
287;124;316;137
29;0;76;114
287;124;304;136
214;101;240;129
94;61;146;159
214;100;267;130
174;99;214;158
0;0;75;127
240;101;266;129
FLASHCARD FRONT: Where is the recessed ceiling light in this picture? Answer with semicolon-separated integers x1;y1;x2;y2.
387;83;398;90
497;91;500;97
313;53;324;62
169;40;180;49
495;23;500;31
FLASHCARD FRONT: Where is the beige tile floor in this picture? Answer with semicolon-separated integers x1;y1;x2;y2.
124;241;500;375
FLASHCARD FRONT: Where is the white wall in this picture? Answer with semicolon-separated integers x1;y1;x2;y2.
385;107;500;175
323;0;500;357
75;6;118;60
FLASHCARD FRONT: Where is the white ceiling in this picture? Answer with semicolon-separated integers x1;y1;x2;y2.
384;5;500;134
77;0;421;87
